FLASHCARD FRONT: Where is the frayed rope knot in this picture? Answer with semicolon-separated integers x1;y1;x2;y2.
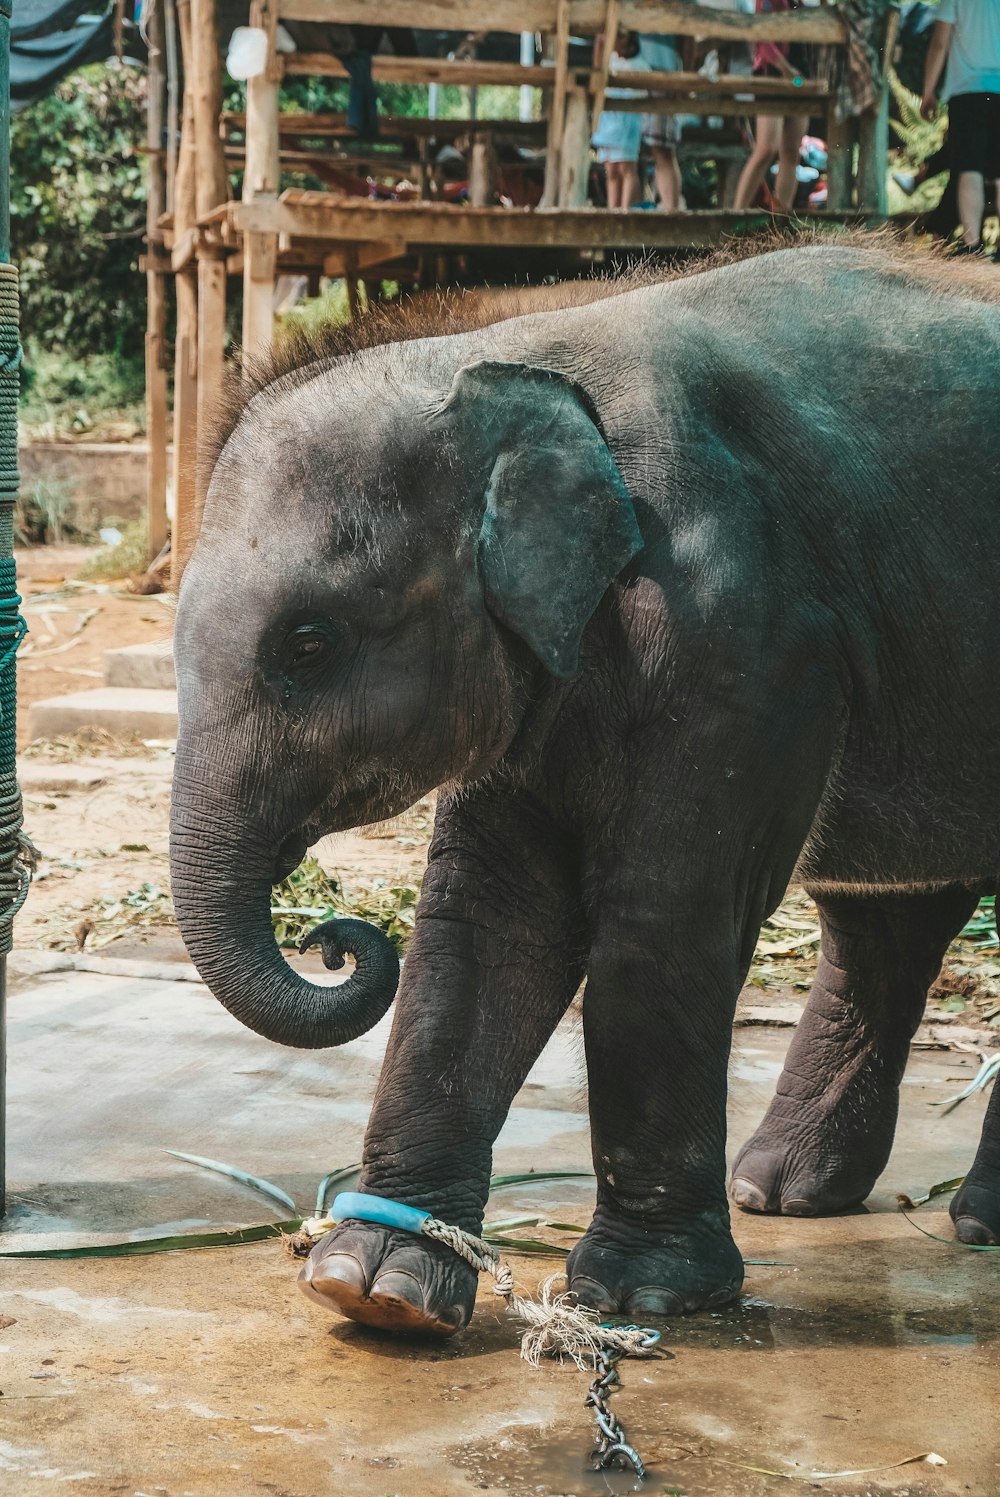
423;1216;659;1369
291;1205;661;1368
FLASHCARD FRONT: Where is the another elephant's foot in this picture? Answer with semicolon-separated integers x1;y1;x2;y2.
298;1220;478;1336
566;1212;744;1317
950;1175;1000;1246
730;1102;893;1217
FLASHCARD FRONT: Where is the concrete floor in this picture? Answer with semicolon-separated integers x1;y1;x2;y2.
1;965;998;1497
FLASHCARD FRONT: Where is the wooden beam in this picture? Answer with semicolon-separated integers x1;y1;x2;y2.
233;194;871;250
242;0;281;360
540;0;570;208
590;0;621;137
171;270;199;583
856;6;899;216
284;55;554;87
173;0;197;236
559;86;591;207
467;132;498;207
222;111;547;141
609;94;824;119
322;240;407;275
276;0;846;44
190;0;228;219
601;68;829;99
194;255;227;548
145;0;169;563
826;111;853;212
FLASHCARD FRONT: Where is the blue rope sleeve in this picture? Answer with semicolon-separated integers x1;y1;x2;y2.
330;1192;431;1236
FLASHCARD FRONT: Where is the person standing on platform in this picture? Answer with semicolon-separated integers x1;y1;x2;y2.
733;0;812;212
592;30;646;209
638;31;685;212
921;0;1000;256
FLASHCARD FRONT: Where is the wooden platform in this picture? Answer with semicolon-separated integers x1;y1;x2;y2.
142;0;899;583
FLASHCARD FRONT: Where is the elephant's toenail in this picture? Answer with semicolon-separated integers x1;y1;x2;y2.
953;1214;999;1247
624;1286;685;1316
781;1197;821;1217
436;1303;468;1332
304;1251;367;1293
568;1275;617;1313
730;1177;771;1213
370;1270;424;1310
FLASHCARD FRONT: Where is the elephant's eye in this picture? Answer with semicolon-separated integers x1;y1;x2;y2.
285;624;333;673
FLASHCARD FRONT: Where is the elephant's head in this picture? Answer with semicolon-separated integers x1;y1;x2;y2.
170;354;642;1048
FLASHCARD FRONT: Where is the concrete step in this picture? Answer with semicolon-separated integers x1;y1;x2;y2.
104;638;175;690
27;687;178;743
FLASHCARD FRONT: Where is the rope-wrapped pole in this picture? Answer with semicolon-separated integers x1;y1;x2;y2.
0;0;29;1220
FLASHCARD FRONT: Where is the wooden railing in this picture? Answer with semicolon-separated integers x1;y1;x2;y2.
159;0;894;579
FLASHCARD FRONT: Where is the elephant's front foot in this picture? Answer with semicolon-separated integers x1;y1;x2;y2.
730;1111;889;1217
566;1212;744;1317
298;1221;478;1336
950;1176;1000;1247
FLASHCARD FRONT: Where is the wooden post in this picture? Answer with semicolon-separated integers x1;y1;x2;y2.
164;0;180;214
172;279;199;577
190;0;228;220
467;130;497;206
541;0;571;208
856;7;899;216
826;111;853;210
242;0;281;361
191;0;228;552
590;0;621;137
171;0;200;583
145;0;169;564
559;85;592;207
195;252;227;525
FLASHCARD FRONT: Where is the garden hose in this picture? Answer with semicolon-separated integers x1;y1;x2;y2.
0;262;27;955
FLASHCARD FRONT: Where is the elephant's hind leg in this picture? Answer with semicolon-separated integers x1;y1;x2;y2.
731;885;980;1217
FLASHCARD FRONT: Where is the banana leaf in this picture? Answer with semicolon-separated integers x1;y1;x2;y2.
165;1150;297;1213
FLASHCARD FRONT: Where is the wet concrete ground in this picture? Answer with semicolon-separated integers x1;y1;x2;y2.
1;966;998;1496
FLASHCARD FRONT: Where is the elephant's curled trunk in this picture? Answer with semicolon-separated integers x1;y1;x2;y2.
169;830;400;1050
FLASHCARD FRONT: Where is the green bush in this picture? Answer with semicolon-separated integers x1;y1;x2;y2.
11;61;147;362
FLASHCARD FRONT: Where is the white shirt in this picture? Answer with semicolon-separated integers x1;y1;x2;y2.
936;0;1000;99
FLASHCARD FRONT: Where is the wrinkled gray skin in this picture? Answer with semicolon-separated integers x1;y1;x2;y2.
171;246;1000;1336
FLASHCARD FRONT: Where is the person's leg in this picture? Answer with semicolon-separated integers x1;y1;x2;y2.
620;160;640;209
957;171;986;245
947;92;988;248
604;160;619;209
774;113;808;212
733;116;781;209
653;145;681;210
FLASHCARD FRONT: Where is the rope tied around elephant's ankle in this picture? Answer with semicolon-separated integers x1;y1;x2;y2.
299;1193;661;1479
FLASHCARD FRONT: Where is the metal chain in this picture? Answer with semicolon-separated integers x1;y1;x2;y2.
586;1331;658;1480
297;1208;661;1482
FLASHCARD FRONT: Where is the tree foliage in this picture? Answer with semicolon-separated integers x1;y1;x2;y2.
11;61;147;361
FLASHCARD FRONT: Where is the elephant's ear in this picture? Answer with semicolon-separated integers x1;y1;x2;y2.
439;360;643;679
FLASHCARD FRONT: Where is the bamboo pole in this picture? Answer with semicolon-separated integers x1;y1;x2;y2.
190;0;228;219
242;0;281;360
559;85;592;206
856;6;899;216
145;0;169;564
164;0;180;213
540;0;570;208
590;0;621;137
191;0;228;562
171;0;200;582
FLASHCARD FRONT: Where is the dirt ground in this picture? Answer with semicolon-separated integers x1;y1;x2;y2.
2;982;998;1497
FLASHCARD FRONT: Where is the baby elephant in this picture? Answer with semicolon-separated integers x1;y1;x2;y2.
171;242;1000;1336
